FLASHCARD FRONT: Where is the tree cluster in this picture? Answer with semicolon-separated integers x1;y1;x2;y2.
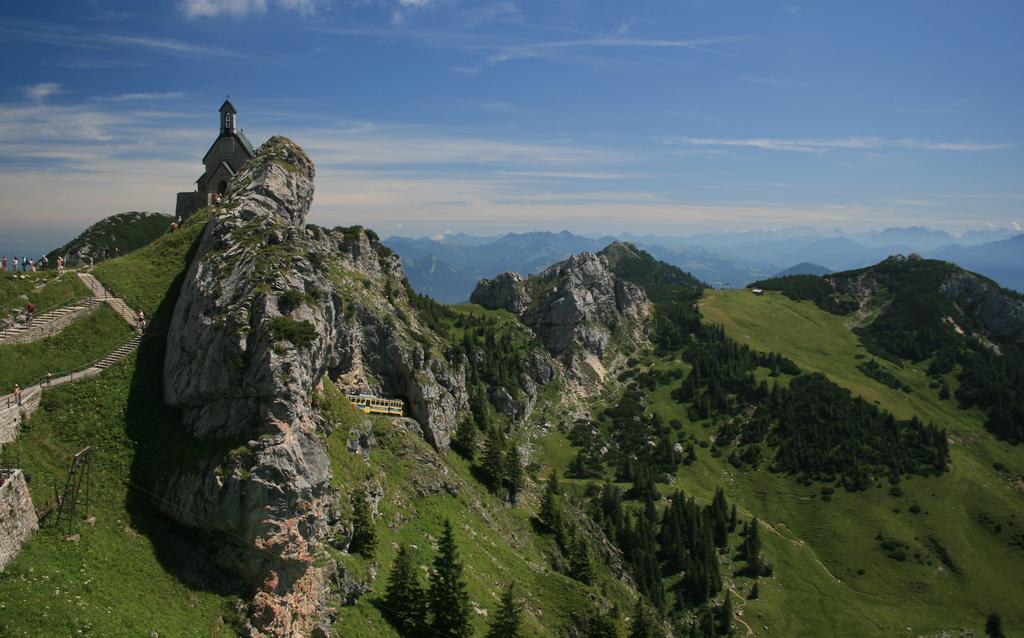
382;520;476;638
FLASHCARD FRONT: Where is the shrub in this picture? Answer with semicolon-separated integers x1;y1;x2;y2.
268;316;316;346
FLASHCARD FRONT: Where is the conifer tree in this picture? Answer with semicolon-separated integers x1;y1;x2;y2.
568;526;594;584
453;417;479;461
986;612;1005;638
349;486;377;558
429;520;473;638
383;544;426;635
503;443;525;504
749;582;759;600
486;584;523;638
539;471;563;531
578;606;619;638
628;599;665;638
718;594;734;635
482;426;506;490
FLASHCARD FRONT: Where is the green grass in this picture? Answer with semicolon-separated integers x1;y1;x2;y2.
647;289;1024;636
91;210;209;323
0;304;133;390
0;356;239;637
0;271;91;320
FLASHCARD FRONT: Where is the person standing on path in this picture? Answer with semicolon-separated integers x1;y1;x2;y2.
13;384;22;406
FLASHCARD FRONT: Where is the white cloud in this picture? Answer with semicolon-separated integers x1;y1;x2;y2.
782;4;801;15
179;0;318;18
24;83;61;102
671;136;1010;153
1013;221;1022;231
99;91;185;102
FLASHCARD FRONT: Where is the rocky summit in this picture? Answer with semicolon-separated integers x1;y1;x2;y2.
471;249;650;388
160;136;468;636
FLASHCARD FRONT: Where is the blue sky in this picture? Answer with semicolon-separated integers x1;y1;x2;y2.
1;0;1022;254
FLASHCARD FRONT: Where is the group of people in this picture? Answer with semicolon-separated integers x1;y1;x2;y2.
1;255;58;273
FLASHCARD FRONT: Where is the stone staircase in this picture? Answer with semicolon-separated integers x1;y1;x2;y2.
77;273;140;325
1;275;146;452
0;299;101;345
95;334;143;370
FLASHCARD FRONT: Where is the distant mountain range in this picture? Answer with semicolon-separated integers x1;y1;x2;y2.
384;226;1024;301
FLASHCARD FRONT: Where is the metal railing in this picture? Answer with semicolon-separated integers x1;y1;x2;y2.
3;329;155;410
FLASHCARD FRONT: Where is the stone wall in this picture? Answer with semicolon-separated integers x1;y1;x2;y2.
0;469;38;572
175;191;213;221
0;389;40;452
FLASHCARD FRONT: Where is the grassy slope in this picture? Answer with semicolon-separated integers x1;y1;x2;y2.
677;289;1024;635
0;271;91;320
0;358;238;637
320;381;635;638
0;210;235;637
91;210;209;322
0;304;133;390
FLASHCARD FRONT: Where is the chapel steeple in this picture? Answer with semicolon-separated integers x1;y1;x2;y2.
220;98;237;135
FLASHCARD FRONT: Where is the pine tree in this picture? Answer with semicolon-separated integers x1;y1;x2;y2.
349;486;377;558
986;612;1005;638
539;471;563;531
503;443;525;504
748;582;759;600
383;544;426;635
453;417;479;461
939;381;951;401
568;526;594;584
486;584;523;638
429;520;473;638
628;599;665;638
718;594;733;635
728;504;737;532
482;426;506;490
578;606;619;638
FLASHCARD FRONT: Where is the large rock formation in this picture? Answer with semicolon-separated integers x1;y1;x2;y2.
472;249;650;387
161;136;467;636
941;271;1024;346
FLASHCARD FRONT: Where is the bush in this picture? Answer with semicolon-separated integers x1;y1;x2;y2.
268;316;316;346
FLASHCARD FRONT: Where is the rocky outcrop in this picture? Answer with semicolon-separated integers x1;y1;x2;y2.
472;250;650;388
48;211;172;267
941;271;1024;346
161;136;467;636
0;469;38;572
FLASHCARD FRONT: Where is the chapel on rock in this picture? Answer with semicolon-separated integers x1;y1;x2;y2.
175;99;256;220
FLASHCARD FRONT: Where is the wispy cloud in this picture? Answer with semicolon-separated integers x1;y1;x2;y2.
96;33;234;56
25;83;61;102
98;91;186;102
669;136;1011;153
0;18;237;57
179;0;319;18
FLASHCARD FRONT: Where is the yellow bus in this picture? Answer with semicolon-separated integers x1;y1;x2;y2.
346;393;404;417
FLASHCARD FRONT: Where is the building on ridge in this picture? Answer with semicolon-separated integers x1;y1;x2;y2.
175;99;256;220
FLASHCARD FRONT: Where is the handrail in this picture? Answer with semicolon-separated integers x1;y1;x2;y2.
2;294;92;330
3;328;157;409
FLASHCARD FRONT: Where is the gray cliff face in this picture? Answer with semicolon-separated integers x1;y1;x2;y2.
471;251;650;386
161;136;467;636
941;271;1024;345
